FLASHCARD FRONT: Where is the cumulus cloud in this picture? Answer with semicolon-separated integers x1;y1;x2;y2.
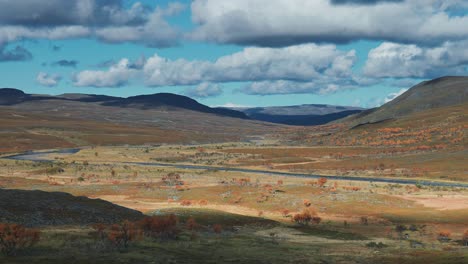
73;58;138;87
0;25;91;46
36;72;61;87
95;3;184;47
185;82;223;98
0;45;32;62
190;0;468;46
214;102;251;108
0;1;183;48
364;41;468;78
52;59;78;68
384;88;408;103
239;78;363;96
74;43;359;95
143;44;357;86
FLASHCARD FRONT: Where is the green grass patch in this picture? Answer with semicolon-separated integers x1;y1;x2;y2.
149;208;278;227
292;225;368;240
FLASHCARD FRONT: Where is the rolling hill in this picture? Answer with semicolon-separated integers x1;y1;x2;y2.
0;189;144;227
341;76;468;127
0;89;284;153
0;89;249;119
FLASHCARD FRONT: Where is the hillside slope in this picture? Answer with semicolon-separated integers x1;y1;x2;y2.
0;88;248;119
0;189;144;226
342;76;468;126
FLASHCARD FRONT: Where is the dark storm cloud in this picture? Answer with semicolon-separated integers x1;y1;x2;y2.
0;0;148;27
0;45;32;62
0;1;182;48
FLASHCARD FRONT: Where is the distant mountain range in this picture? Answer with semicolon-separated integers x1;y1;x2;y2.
0;89;249;120
226;104;364;126
3;76;464;129
0;76;465;152
0;88;364;126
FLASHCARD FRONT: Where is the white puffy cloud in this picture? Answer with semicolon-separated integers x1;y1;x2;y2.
36;72;61;87
143;44;357;86
364;41;468;78
185;82;223;98
214;102;251;108
384;88;408;103
239;78;362;96
190;0;468;46
73;58;138;87
0;26;90;46
74;43;359;94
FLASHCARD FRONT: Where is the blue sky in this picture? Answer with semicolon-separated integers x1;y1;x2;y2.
0;0;467;108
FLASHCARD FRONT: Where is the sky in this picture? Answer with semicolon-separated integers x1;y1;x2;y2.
0;0;467;108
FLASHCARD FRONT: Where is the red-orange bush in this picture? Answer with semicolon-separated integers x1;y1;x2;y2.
281;209;291;218
292;208;318;226
0;223;40;256
438;230;451;242
107;221;141;249
180;200;192;206
185;217;198;231
198;199;208;206
213;224;223;234
317;177;327;187
140;214;179;240
462;230;468;246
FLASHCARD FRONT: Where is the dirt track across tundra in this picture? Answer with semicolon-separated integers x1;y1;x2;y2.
4;148;468;188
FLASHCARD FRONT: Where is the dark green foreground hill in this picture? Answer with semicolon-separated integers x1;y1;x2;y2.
0;189;144;226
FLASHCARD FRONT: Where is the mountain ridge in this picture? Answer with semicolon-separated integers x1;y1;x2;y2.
0;88;249;120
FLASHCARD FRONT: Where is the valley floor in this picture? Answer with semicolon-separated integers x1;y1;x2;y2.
0;143;467;263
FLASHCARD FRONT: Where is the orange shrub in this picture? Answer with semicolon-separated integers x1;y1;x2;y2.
292;208;318;226
462;230;468;246
198;199;208;206
303;199;312;207
281;209;291;218
213;224;223;234
438;230;451;241
140;214;179;240
107;221;141;249
180;200;192;206
186;217;198;231
317;177;327;187
0;223;40;256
